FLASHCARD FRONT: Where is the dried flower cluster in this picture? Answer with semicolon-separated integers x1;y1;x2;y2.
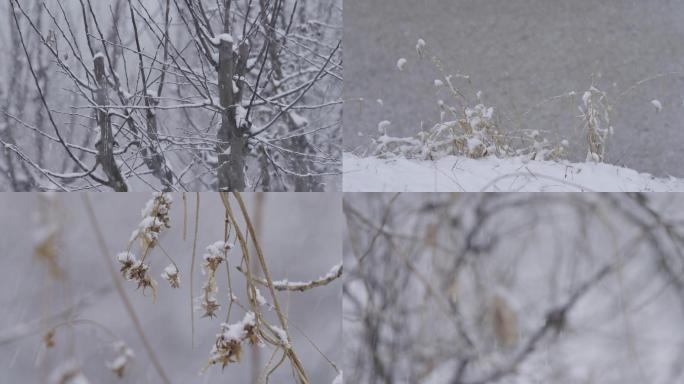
197;241;232;318
208;312;260;368
117;252;157;297
43;329;56;348
106;341;135;378
118;193;180;297
23;192;343;384
161;264;180;288
129;193;173;251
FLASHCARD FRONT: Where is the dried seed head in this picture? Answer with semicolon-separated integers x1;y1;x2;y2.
208;312;258;368
210;338;242;368
116;253;157;299
161;264;180;288
43;329;55;348
244;322;259;345
197;241;231;318
106;341;134;378
130;193;173;250
203;254;225;272
127;260;148;281
116;252;137;276
200;297;221;318
202;241;231;273
197;276;220;318
126;261;157;298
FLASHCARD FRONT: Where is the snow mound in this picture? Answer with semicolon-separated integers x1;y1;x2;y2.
344;153;684;192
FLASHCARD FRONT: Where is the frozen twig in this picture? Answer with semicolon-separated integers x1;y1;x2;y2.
238;263;343;292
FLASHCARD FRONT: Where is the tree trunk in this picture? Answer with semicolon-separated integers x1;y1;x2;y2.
216;1;246;191
93;55;127;191
143;96;173;191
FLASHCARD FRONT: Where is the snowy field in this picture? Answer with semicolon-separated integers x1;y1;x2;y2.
344;0;684;178
344;153;684;192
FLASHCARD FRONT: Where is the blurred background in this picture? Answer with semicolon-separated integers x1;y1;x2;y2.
0;193;342;383
344;193;684;383
344;0;684;177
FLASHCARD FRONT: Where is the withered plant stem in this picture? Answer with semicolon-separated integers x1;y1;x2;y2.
190;192;200;349
230;192;310;384
82;195;171;384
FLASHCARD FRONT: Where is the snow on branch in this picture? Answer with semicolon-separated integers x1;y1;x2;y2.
239;262;343;292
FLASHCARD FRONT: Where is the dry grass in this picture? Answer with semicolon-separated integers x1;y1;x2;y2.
579;85;613;162
370;40;570;162
17;193;342;384
367;39;684;165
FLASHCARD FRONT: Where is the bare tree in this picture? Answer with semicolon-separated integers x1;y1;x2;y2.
1;0;342;191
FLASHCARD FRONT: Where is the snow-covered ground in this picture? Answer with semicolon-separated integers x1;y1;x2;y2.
344;153;684;192
344;0;684;177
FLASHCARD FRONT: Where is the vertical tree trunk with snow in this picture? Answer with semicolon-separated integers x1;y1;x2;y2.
217;1;246;191
128;0;173;191
143;96;173;191
93;55;127;191
258;147;273;192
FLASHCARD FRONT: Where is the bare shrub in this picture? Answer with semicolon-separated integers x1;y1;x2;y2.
344;193;684;383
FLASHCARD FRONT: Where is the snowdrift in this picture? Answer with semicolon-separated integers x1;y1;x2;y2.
344;153;684;192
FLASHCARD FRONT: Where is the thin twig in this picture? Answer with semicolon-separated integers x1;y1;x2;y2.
190;192;200;349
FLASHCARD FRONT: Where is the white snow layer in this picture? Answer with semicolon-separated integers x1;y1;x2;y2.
219;311;256;342
343;153;684;192
254;288;267;307
208;33;234;46
272;326;291;348
272;262;342;289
